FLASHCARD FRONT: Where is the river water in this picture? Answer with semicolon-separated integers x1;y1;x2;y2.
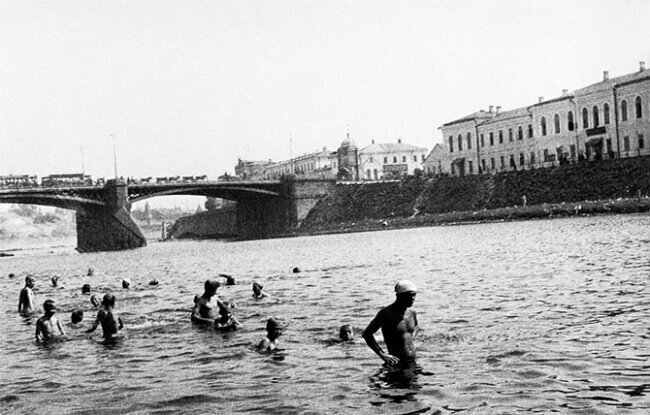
1;214;649;414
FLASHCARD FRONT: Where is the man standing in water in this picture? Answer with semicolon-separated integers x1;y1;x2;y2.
363;280;419;367
191;280;224;324
18;275;36;313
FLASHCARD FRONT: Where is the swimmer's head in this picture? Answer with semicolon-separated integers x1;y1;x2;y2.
204;279;220;295
121;278;131;289
252;282;263;294
8;273;15;279
81;283;91;294
43;299;56;313
87;268;94;276
394;280;417;294
339;324;354;341
25;275;35;287
71;309;84;324
266;318;283;339
90;294;101;308
394;280;417;307
101;293;116;308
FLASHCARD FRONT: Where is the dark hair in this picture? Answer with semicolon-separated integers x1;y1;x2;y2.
82;283;91;294
71;310;84;324
204;279;220;292
43;299;56;312
102;293;116;307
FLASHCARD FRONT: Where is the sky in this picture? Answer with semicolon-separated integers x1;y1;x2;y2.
2;0;650;184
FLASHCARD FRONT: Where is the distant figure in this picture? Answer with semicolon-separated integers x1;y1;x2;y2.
339;324;355;342
35;300;66;342
257;318;283;352
9;273;16;279
18;275;36;313
381;221;389;228
363;280;419;367
214;301;241;331
71;309;84;324
292;267;301;273
252;282;270;299
87;268;94;277
90;294;101;308
218;273;236;285
87;293;124;340
122;278;131;289
149;279;159;286
521;195;527;207
191;280;224;324
82;283;91;294
51;276;59;287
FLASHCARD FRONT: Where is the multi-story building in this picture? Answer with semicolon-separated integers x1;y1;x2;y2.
431;62;650;176
358;139;428;180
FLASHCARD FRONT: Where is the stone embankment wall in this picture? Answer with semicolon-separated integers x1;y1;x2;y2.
169;206;237;239
298;156;650;232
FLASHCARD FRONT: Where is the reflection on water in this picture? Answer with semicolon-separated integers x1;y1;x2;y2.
0;213;649;414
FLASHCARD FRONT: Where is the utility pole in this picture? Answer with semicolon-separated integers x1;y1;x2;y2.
80;145;85;176
110;134;118;179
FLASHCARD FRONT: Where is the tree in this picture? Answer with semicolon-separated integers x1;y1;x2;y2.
205;197;218;211
144;202;152;225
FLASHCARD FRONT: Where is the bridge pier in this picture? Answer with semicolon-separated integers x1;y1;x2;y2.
236;177;335;239
76;179;146;252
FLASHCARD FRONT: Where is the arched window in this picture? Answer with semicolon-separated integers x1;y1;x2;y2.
592;105;599;127
554;114;561;134
567;111;574;131
458;134;463;151
449;136;453;152
540;117;547;136
582;107;589;129
635;96;642;118
517;126;523;140
621;99;628;121
604;103;610;124
466;132;472;150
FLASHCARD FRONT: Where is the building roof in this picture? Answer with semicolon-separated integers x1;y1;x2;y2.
574;67;650;96
441;110;495;128
359;142;428;154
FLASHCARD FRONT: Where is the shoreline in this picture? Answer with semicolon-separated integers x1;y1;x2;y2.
292;196;650;237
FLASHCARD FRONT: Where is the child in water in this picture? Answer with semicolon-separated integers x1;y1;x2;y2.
35;300;66;342
214;301;241;331
87;293;124;340
339;324;355;342
257;318;283;352
252;282;269;299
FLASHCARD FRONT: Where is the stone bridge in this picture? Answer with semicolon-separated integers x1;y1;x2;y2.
0;177;335;252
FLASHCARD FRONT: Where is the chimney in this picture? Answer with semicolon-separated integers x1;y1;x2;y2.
488;105;494;113
496;106;501;114
640;61;646;71
398;138;402;144
562;89;568;95
371;139;375;144
538;96;544;103
603;70;609;81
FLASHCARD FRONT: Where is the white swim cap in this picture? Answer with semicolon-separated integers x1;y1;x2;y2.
395;280;417;294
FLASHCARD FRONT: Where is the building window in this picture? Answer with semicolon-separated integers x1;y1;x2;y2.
509;154;515;168
480;133;485;147
489;132;494;146
508;128;513;142
570;144;576;159
467;132;472;150
592;105;599;127
568;111;574;131
519;153;525;166
498;130;503;144
635;96;643;118
540;117;547;136
624;135;630;151
481;159;486;172
528;124;533;138
530;151;535;165
413;155;417;162
604;103;610;124
421;154;425;162
639;134;645;149
517;126;523;140
373;169;378;180
500;156;505;168
543;149;549;161
554;114;560;134
448;136;453;153
490;158;495;169
458;134;463;151
621;99;628;121
582;107;589;129
451;163;455;175
468;161;473;174
384;156;388;163
366;169;371;178
393;156;397;163
402;156;406;162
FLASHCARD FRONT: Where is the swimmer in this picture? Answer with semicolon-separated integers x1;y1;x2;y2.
257;318;283;352
90;294;101;308
252;282;270;299
51;276;59;287
9;273;16;279
87;268;94;277
81;283;91;294
292;267;301;273
218;273;236;285
71;310;84;325
214;301;241;331
18;275;35;313
35;300;66;341
87;293;124;340
122;278;131;289
339;324;355;342
149;279;159;286
363;280;419;367
191;280;225;324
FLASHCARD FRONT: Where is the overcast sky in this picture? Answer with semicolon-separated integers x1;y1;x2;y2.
2;0;650;182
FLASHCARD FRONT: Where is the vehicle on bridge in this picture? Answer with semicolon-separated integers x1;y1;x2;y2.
41;173;93;187
0;174;38;188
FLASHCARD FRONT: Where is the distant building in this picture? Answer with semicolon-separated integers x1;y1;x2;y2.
422;143;446;175
234;159;274;180
358;139;428;180
430;61;650;176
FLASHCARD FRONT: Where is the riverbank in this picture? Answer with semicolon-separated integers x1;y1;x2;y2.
294;196;650;236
